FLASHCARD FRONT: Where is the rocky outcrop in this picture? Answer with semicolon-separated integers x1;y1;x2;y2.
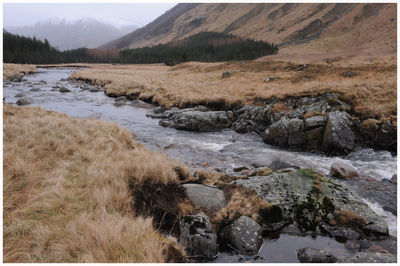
329;162;359;179
183;184;226;211
297;247;337;263
147;92;396;154
160;110;231;132
223;216;263;254
233;168;389;236
179;215;218;259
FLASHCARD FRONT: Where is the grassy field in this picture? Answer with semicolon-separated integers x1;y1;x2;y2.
3;104;187;262
70;61;396;121
3;63;36;80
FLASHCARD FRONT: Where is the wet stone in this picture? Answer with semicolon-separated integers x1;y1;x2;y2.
179;214;218;259
224;216;263;255
183;184;226;211
297;247;337;263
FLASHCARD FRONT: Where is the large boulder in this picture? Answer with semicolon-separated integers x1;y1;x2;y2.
329;162;359;179
223;216;263;254
263;116;289;145
179;215;218;259
183;184;226;211
233;169;388;235
340;252;396;263
304;115;326;129
160;111;231;132
323;111;356;154
297;247;337;263
288;118;306;146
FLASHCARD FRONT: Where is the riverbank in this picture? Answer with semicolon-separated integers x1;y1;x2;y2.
70;61;396;121
3;104;186;262
3;63;37;81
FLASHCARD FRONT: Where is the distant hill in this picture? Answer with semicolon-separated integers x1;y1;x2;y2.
101;3;396;62
6;18;138;51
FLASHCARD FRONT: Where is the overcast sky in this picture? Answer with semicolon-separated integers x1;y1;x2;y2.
3;3;177;28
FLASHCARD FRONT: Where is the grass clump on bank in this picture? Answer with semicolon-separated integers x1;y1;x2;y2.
3;104;187;262
3;63;36;80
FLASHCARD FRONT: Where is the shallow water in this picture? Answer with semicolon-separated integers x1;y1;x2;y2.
3;67;397;260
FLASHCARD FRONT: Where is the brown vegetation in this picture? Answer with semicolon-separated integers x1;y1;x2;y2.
3;63;36;80
334;210;367;230
70;60;396;121
3;104;186;262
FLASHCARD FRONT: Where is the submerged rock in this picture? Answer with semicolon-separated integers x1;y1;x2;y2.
179;215;218;259
16;98;32;106
59;87;71;93
223;216;262;254
329;162;359;179
297;247;337;263
183;184;226;211
340;252;396;263
15;92;26;98
29;87;41;92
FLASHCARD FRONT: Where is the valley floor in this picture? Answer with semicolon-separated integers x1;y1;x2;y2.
69;60;396;122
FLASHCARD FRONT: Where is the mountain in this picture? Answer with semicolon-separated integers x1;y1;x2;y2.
6;18;138;51
101;3;396;62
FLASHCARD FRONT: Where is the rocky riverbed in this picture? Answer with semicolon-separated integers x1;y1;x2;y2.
3;67;397;263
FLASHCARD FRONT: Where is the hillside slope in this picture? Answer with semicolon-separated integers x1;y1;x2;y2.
101;3;396;62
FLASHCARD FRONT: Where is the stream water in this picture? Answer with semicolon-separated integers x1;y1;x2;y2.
3;67;397;262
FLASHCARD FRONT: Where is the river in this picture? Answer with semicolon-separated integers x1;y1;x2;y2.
3;67;397;262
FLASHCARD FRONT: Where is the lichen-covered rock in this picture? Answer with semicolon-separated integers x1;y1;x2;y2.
297;247;337;263
263;116;289;145
233;169;388;235
179;215;218;259
160;111;231;132
224;216;262;254
288;118;306;146
340;252;396;263
323;111;356;154
183;184;226;211
329;162;359;179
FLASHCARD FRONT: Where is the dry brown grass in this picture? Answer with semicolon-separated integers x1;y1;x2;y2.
334;210;367;230
212;186;273;228
70;60;396;120
3;104;186;262
3;63;36;79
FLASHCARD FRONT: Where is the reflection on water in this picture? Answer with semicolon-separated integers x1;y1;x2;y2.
259;233;354;263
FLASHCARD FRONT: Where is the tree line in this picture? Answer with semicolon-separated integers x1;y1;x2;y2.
3;31;278;65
